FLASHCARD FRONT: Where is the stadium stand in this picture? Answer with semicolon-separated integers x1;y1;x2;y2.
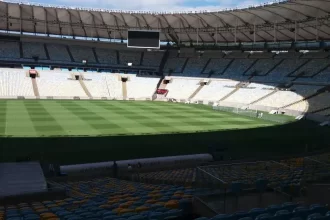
119;51;142;66
0;41;20;59
183;57;209;76
94;48;118;65
69;46;96;63
36;71;86;97
202;59;232;76
142;51;164;67
166;78;201;100
193;80;239;101
83;73;111;98
0;69;34;97
22;42;48;60
126;75;159;99
46;44;71;62
225;83;277;105
105;74;123;99
266;59;308;82
222;59;256;80
255;85;321;111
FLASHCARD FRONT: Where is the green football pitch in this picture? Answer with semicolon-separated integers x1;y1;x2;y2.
0;100;276;137
1;100;329;164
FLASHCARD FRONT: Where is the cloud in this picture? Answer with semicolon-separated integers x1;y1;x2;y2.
38;0;267;11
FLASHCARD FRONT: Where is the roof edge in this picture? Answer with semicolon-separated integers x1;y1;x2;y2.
1;0;289;14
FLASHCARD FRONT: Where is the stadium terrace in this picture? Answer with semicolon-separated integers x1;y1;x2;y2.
0;2;330;220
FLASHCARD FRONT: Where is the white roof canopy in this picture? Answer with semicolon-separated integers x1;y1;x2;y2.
0;0;330;43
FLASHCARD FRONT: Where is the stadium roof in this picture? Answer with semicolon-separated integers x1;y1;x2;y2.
0;0;330;43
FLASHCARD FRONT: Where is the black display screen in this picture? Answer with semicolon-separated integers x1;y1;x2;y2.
127;31;160;48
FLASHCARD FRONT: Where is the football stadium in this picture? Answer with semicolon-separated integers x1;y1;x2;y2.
1;0;330;219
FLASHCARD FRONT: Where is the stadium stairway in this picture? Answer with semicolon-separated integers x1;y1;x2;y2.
92;48;100;64
264;59;285;76
31;77;40;97
287;59;311;78
250;90;278;105
220;87;240;102
43;43;50;60
122;80;128;100
312;64;330;77
209;59;234;78
79;77;92;98
189;82;205;100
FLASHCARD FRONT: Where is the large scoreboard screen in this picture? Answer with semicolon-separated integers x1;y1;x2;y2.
127;30;160;49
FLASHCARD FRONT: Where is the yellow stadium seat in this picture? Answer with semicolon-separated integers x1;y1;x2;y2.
119;208;134;215
135;206;149;213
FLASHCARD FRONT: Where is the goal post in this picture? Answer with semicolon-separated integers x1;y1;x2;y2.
213;105;260;118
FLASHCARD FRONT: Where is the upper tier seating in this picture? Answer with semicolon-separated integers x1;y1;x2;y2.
183;57;209;76
223;59;255;80
83;73;110;98
166;78;201;99
0;69;34;97
105;74;123;99
46;44;71;62
225;83;276;104
310;67;330;83
119;51;141;66
36;71;86;97
22;42;48;60
193;80;239;101
245;59;282;76
0;41;20;59
164;58;187;73
203;59;232;75
266;59;308;82
142;52;164;67
95;48;118;65
69;46;96;63
291;59;329;77
126;75;159;99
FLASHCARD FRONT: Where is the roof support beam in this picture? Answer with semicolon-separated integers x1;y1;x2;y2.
111;13;123;40
19;4;22;34
54;9;63;37
98;12;111;40
90;12;99;39
43;8;49;36
76;11;88;38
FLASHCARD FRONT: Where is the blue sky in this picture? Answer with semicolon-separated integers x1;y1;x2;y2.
29;0;269;11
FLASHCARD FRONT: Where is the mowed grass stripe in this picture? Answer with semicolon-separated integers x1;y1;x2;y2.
91;101;196;132
5;101;38;136
57;101;131;134
24;102;66;136
41;101;103;136
81;101;164;134
0;101;7;135
0;100;277;137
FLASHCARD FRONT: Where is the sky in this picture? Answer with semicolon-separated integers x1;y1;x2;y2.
26;0;270;12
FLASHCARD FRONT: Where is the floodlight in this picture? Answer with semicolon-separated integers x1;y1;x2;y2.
127;63;132;67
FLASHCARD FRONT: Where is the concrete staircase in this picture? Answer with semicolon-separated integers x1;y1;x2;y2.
189;84;204;100
250;90;278;105
122;81;128;100
31;78;40;97
220;88;240;101
79;79;92;98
